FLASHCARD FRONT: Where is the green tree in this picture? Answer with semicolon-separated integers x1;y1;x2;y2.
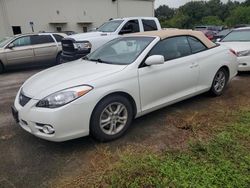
162;12;190;29
155;5;175;20
202;16;224;25
206;0;224;19
243;0;250;6
222;0;241;21
155;0;250;29
178;1;207;28
226;6;250;27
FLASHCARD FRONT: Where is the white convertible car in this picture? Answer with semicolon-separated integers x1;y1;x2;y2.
12;30;238;142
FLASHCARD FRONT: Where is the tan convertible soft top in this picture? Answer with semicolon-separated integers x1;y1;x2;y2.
132;29;216;48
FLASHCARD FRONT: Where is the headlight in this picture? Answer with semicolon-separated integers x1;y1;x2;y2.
36;85;93;108
237;50;250;57
73;41;92;50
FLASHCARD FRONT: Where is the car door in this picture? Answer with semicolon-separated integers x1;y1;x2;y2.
5;36;34;66
31;34;58;63
52;34;64;51
138;36;199;112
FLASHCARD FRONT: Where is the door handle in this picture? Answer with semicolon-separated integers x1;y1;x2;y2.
190;62;199;68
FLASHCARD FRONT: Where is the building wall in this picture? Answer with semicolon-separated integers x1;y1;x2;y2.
0;0;154;38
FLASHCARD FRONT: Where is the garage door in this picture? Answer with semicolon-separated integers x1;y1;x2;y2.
118;0;154;18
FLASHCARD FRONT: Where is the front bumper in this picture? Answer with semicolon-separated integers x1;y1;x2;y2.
238;56;250;71
13;90;96;142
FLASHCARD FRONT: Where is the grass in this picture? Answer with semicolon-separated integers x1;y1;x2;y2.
104;110;250;188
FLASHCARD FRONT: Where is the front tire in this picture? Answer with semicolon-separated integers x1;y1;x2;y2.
0;62;4;74
210;68;228;96
56;53;62;65
90;95;133;142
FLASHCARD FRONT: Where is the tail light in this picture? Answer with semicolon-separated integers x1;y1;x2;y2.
207;35;213;40
229;49;237;56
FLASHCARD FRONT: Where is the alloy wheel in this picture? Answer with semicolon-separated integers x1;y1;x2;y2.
213;71;226;93
99;102;128;135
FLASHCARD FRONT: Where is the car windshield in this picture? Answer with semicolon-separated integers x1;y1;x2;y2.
217;29;231;36
86;37;155;65
97;20;123;32
0;37;13;47
222;30;250;42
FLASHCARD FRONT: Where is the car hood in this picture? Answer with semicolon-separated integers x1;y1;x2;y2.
66;31;114;41
219;42;250;52
22;60;126;99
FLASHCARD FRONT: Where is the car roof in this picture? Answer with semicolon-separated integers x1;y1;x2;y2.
13;32;67;38
234;27;250;31
130;29;216;48
113;17;157;21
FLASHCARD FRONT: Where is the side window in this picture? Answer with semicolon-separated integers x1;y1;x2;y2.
31;35;54;45
120;20;140;34
53;34;64;42
12;36;31;47
188;36;207;53
142;19;158;31
149;36;192;61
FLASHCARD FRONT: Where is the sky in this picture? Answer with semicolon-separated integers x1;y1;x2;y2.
154;0;245;8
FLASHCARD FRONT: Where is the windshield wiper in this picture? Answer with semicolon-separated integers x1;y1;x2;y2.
88;58;111;64
82;56;89;60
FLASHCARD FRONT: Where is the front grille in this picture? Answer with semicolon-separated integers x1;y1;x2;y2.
62;39;76;54
19;92;31;107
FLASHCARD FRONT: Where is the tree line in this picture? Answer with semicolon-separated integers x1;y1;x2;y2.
155;0;250;29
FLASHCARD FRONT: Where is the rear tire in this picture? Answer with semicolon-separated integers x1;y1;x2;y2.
210;68;228;96
90;95;133;142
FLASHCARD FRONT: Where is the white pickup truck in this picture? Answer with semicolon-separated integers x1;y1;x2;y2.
61;17;162;62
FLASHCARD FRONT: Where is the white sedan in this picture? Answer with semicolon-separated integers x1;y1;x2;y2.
12;30;238;142
218;27;250;71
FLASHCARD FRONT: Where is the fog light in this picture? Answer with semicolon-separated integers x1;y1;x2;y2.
42;125;55;134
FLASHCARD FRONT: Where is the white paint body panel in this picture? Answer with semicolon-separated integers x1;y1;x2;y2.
14;37;238;142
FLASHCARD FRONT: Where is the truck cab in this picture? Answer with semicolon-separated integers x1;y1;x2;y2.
61;17;161;63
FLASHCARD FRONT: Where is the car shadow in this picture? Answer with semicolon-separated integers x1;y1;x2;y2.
238;71;250;77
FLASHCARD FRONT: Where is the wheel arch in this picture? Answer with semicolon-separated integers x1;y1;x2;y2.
220;65;230;80
91;91;138;119
0;59;4;72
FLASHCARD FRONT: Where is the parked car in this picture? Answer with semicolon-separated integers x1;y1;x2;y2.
200;30;216;41
61;17;162;63
12;29;238;142
0;32;67;73
234;24;250;28
218;27;250;71
194;25;223;33
214;29;232;41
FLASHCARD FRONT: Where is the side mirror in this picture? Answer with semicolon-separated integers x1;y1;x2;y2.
216;38;221;42
145;55;165;66
8;43;15;49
